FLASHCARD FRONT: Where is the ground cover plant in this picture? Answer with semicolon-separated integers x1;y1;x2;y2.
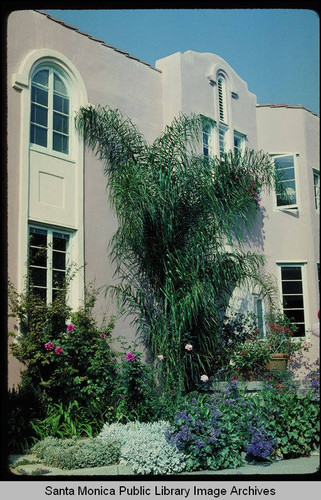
31;436;120;470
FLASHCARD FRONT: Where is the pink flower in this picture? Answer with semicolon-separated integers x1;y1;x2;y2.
157;355;164;360
125;352;136;362
200;374;209;382
231;376;238;381
185;344;193;351
100;333;107;338
303;342;310;349
44;342;54;351
55;346;64;355
67;324;75;332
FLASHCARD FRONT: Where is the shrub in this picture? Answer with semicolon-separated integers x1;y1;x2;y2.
245;419;278;461
166;392;245;472
99;421;185;475
248;387;320;459
112;349;158;422
8;385;46;453
31;436;120;470
8;281;117;424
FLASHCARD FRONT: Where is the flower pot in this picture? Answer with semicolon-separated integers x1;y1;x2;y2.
265;353;289;371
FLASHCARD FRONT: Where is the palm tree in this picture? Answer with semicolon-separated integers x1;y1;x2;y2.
75;106;276;392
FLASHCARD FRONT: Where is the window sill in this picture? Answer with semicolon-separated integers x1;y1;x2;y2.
29;145;75;164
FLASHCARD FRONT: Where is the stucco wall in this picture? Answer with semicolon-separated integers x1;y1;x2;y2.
257;105;320;370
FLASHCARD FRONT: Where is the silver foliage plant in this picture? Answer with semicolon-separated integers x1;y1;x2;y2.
99;421;185;475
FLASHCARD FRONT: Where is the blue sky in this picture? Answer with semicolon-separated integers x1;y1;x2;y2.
44;9;319;115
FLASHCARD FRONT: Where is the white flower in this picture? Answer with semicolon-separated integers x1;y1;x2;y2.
200;374;209;382
157;355;164;360
185;344;193;351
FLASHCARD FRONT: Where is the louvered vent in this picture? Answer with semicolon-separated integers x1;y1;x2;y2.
218;78;225;122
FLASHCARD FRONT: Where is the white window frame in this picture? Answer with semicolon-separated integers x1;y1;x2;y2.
277;262;309;339
30;65;72;159
202;119;216;158
218;123;228;157
28;224;73;305
313;169;320;210
12;49;88;308
252;293;266;338
271;153;299;210
233;131;246;155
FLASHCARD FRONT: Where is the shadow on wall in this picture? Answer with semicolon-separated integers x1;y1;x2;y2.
239;208;265;249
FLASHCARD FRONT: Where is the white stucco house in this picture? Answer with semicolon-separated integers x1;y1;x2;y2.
7;10;319;386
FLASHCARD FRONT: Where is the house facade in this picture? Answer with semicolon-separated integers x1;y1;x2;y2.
7;10;319;386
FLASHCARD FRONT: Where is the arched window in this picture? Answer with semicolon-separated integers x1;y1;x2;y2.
30;67;70;155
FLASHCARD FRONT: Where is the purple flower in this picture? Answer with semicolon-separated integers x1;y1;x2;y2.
125;351;136;362
44;342;54;351
67;324;75;332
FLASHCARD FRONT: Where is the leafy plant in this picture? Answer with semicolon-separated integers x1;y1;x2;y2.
166;392;245;471
75;106;276;392
29;401;95;441
248;386;320;459
99;421;185;475
32;436;120;470
228;338;272;380
8;281;117;425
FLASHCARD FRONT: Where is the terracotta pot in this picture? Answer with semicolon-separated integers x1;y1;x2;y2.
265;353;289;371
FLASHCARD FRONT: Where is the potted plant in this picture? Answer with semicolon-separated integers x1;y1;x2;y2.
265;313;309;371
228;339;272;381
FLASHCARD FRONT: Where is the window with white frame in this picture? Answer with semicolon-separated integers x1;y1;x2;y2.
28;226;70;303
313;170;320;210
30;67;70;155
253;294;265;338
233;131;245;154
272;154;298;208
219;125;228;157
279;264;306;337
202;120;215;158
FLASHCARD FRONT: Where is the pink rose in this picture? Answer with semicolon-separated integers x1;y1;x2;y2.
100;333;107;338
67;324;75;332
157;355;164;360
55;346;64;355
200;374;209;382
125;352;136;362
44;342;54;351
185;344;193;351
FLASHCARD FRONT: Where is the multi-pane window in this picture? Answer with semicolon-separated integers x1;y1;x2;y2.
280;265;305;337
273;155;297;208
234;132;245;154
30;68;70;154
28;226;70;303
219;126;227;157
253;294;265;338
313;170;320;209
202;122;214;158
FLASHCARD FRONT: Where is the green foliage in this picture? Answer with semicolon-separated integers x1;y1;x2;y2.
75;106;276;392
31;436;120;470
249;387;320;459
29;401;95;441
8;385;46;454
8;281;116;416
166;391;245;472
99;421;185;475
112;349;159;422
